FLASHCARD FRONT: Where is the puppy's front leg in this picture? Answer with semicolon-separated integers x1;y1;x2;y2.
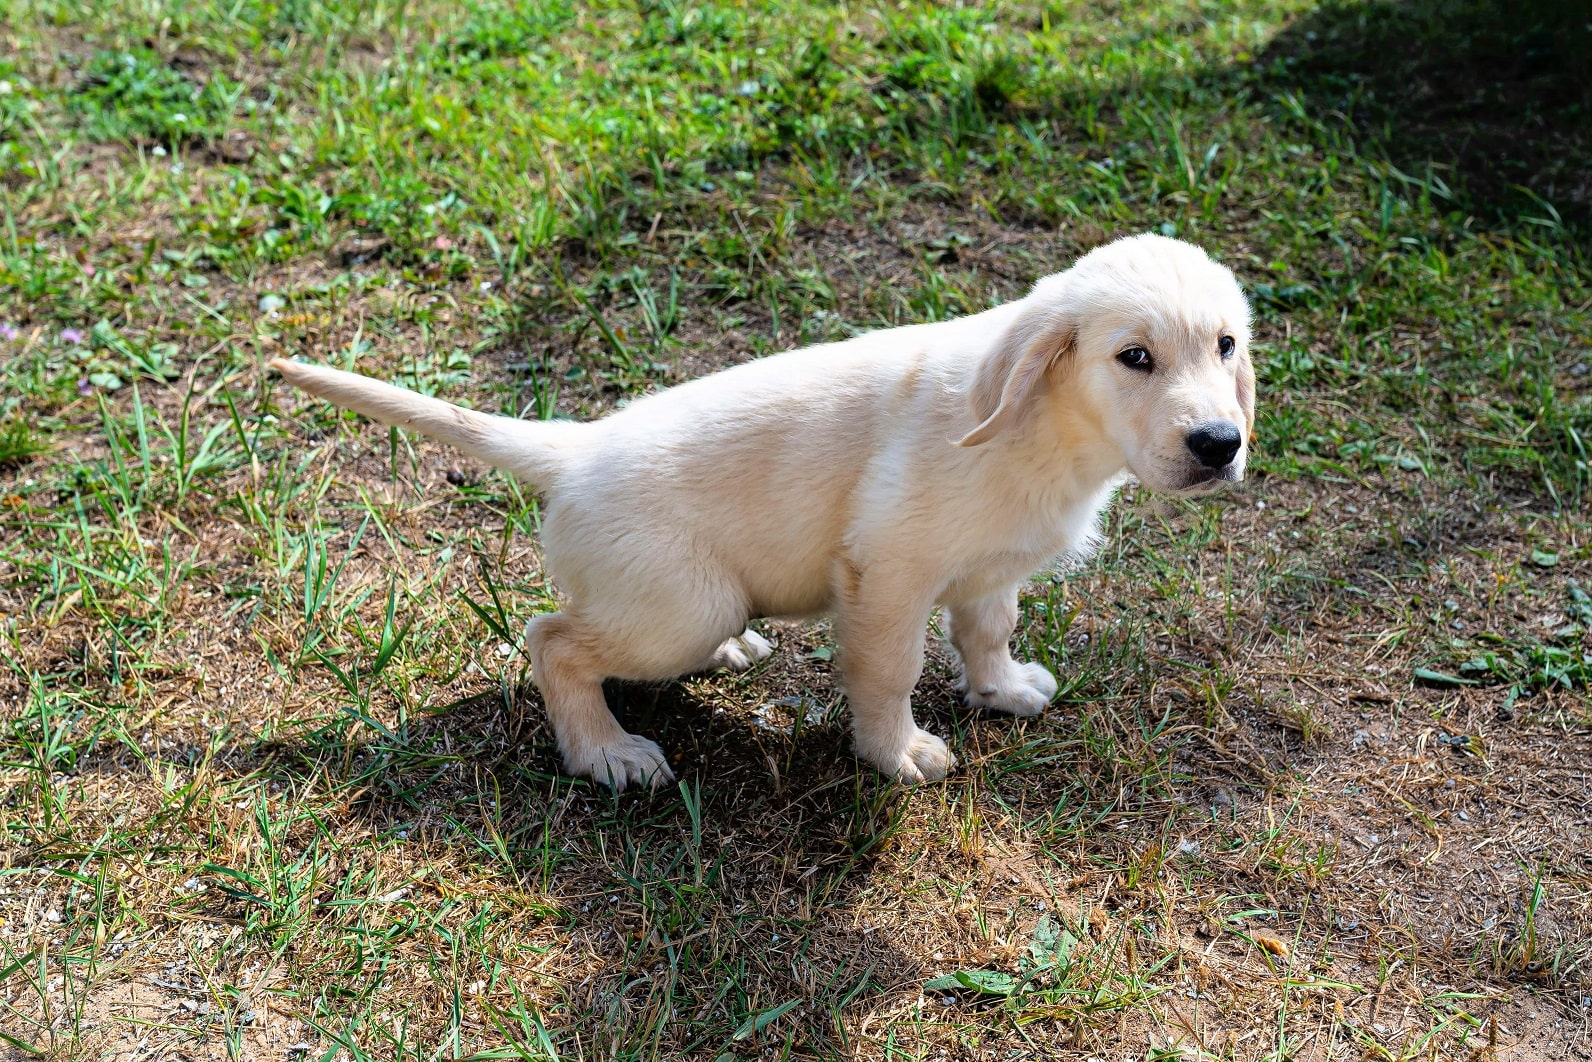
945;586;1058;717
837;569;955;783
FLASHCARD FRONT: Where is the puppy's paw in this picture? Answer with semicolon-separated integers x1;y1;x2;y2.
563;734;676;793
707;629;774;672
863;728;957;784
960;661;1058;717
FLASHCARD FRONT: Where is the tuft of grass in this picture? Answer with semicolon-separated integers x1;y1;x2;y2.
0;418;51;466
67;48;243;146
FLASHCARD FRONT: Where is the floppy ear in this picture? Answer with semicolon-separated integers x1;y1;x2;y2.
956;303;1076;447
1236;346;1256;444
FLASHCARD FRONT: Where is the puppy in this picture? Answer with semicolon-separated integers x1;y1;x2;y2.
271;233;1254;791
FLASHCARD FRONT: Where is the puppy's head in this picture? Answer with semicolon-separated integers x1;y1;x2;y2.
961;234;1254;494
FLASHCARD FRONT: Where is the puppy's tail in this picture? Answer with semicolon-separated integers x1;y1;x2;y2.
269;358;584;487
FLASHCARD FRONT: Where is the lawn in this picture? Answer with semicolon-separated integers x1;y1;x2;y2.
1;0;1590;1058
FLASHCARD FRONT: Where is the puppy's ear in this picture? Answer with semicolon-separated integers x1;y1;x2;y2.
1236;345;1256;444
957;304;1076;447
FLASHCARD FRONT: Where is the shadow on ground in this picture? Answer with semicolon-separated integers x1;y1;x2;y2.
1244;0;1591;226
244;673;919;1055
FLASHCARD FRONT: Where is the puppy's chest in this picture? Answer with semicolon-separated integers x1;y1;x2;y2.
948;498;1106;602
999;485;1113;563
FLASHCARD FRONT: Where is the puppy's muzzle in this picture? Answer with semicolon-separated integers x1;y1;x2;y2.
1185;421;1243;470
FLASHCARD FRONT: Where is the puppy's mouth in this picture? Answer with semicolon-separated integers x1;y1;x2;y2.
1127;454;1246;496
1172;465;1243;495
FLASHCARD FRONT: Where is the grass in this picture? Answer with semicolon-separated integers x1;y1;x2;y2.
1;0;1590;1057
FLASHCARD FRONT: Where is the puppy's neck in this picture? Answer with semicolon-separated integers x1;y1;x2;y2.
1002;390;1126;500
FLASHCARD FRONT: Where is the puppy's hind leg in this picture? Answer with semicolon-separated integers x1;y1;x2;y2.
695;629;774;673
945;585;1057;717
524;612;675;792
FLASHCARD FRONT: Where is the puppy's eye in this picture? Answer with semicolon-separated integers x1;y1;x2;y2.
1218;335;1236;359
1116;347;1153;372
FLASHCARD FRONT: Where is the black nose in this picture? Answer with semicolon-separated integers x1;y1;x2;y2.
1186;421;1243;469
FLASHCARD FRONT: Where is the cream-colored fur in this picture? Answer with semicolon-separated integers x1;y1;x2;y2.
270;233;1255;791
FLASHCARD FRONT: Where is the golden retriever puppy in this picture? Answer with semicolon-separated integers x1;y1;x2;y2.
271;233;1254;791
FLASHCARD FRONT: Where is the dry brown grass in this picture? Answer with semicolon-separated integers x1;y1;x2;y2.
4;337;1589;1058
